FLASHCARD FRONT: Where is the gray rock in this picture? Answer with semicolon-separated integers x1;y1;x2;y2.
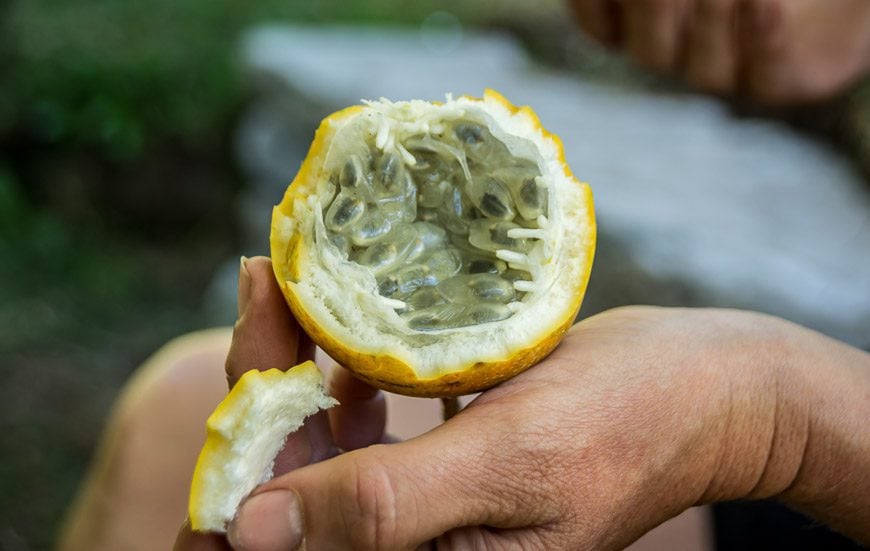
232;24;870;347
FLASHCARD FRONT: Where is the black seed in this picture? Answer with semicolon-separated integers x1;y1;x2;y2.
468;259;498;274
455;123;485;145
378;278;398;297
490;226;516;247
334;199;362;227
378;153;401;191
480;192;510;218
519;179;540;209
340;159;358;188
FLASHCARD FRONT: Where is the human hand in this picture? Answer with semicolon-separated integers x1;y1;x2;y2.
568;0;870;105
201;301;870;549
173;256;391;550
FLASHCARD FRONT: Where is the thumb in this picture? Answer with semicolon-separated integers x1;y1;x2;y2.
225;415;555;550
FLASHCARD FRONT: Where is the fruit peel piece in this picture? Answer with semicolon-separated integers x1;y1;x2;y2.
188;361;337;533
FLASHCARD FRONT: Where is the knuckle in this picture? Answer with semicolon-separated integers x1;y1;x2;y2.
338;450;401;550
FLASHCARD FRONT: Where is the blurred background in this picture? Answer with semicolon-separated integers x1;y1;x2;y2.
1;0;869;548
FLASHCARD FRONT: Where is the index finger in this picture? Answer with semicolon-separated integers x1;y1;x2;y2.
225;256;315;387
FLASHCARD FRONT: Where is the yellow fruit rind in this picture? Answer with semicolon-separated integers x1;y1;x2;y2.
188;362;320;531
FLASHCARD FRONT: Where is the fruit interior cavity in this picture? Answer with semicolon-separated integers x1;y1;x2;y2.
319;117;548;332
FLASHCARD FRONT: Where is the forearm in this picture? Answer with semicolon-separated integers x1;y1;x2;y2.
777;325;870;542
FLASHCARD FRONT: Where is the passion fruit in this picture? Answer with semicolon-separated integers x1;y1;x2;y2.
271;90;596;397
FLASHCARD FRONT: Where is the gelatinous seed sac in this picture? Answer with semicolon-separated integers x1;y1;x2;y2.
378;172;417;224
418;179;450;209
411;153;452;184
467;177;515;220
422;247;462;282
405;135;467;168
438;186;474;235
502;268;532;283
490;160;546;220
402;302;512;331
352;241;398;274
408;149;440;172
342;155;376;202
340;156;360;188
514;178;547;220
468;220;530;253
491;159;540;185
465;256;507;275
377;277;399;297
453;121;510;164
453;122;485;145
380;264;437;298
325;191;366;233
380;197;417;225
437;274;516;304
350;209;392;247
467;274;516;302
449;232;496;260
375;152;403;194
383;222;419;262
412;222;447;258
417;207;440;224
467;302;513;325
403;286;447;310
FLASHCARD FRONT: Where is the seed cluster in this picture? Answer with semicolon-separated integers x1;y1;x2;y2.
322;119;547;331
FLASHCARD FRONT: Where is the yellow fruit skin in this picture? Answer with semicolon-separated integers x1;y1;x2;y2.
271;90;596;398
188;362;321;531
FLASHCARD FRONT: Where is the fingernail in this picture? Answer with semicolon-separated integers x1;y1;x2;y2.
227;490;304;551
238;256;252;318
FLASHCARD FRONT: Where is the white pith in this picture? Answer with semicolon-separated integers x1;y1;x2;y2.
190;364;337;532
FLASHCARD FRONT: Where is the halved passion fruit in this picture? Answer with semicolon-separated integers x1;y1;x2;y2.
271;90;595;397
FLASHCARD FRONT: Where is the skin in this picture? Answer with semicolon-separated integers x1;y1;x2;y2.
175;256;870;550
568;0;870;105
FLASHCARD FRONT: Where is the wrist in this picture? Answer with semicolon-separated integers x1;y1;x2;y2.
691;311;806;505
775;325;870;540
696;312;870;541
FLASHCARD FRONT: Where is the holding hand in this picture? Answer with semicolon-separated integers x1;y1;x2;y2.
176;257;870;550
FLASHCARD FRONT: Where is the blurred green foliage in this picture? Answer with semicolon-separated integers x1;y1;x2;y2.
2;0;551;160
